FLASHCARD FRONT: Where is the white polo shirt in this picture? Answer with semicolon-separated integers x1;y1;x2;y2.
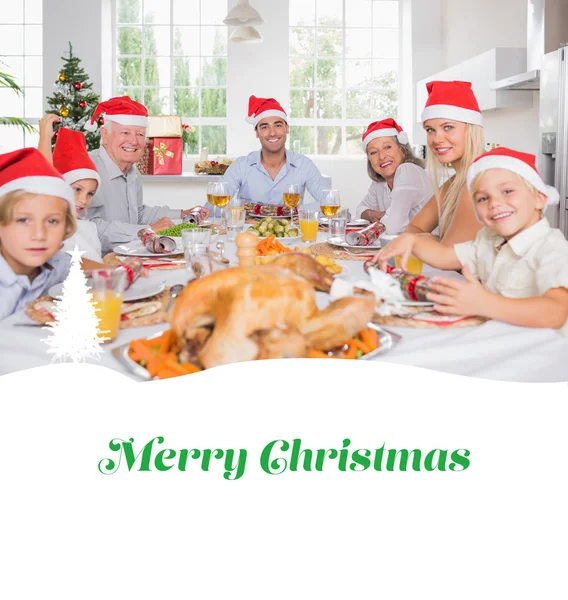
454;218;568;334
0;251;71;321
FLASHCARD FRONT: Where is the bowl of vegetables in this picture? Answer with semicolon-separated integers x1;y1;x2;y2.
157;222;218;242
247;217;301;244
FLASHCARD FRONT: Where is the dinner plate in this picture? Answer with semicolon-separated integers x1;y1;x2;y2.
48;279;166;303
113;240;184;257
320;218;370;228
327;236;381;249
255;234;303;245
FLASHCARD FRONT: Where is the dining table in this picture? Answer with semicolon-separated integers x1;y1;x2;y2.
0;230;567;383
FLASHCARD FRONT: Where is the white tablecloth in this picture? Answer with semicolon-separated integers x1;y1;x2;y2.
1;233;567;382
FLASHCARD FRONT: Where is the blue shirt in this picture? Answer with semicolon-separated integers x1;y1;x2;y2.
0;251;71;321
206;150;328;211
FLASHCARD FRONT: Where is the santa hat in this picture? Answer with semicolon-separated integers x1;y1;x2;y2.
245;95;288;126
421;81;483;126
84;96;148;132
0;148;74;206
52;128;101;187
467;147;560;208
362;118;409;150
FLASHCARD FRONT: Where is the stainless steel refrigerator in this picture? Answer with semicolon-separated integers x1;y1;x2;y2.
539;47;568;237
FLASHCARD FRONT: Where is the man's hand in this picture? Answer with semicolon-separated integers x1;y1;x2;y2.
181;205;210;219
151;217;175;232
426;265;490;317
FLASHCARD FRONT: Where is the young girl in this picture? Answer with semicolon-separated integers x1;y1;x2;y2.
372;147;568;333
38;117;102;263
407;81;485;246
0;148;77;320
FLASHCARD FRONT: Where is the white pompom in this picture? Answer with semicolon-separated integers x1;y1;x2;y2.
397;131;409;145
84;120;97;132
545;185;560;206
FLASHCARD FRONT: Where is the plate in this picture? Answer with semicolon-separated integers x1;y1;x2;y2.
48;279;166;303
257;234;303;245
111;323;397;380
320;218;370;228
399;301;434;307
327;236;381;249
113;240;184;257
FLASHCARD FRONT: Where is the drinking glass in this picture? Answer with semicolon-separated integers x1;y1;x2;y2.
298;208;319;244
185;243;214;279
223;206;246;241
330;214;347;241
89;269;126;342
207;182;217;225
283;183;301;228
292;140;301;154
211;181;230;229
320;190;341;239
395;255;424;275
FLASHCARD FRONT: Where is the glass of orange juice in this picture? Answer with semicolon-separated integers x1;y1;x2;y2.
298;208;319;244
395;255;423;275
89;270;126;342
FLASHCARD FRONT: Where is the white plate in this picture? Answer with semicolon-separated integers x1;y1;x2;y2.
399;301;435;307
320;218;370;228
257;234;303;245
327;236;381;249
113;240;184;257
48;279;166;303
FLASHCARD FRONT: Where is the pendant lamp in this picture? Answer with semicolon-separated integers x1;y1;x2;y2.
229;25;263;43
223;0;264;27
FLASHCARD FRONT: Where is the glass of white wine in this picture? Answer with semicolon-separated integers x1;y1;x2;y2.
283;184;301;228
320;190;341;239
211;182;230;228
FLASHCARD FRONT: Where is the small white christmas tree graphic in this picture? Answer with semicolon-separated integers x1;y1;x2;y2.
42;245;106;363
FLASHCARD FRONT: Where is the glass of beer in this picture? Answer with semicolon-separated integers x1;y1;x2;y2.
211;182;230;228
320;190;341;239
298;208;319;244
88;269;127;342
283;184;301;227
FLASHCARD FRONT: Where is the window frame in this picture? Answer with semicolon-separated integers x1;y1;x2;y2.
288;0;401;156
111;0;228;156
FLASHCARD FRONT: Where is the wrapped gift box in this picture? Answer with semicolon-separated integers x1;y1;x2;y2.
146;115;182;138
147;137;182;175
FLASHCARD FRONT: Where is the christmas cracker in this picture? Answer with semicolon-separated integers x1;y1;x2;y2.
138;228;177;254
182;207;208;225
345;221;385;246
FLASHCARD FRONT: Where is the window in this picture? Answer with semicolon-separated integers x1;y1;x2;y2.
114;0;227;155
0;0;43;152
289;0;399;155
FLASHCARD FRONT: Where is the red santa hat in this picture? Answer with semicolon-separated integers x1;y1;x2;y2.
421;81;483;126
467;147;560;208
84;95;148;132
245;95;288;127
362;118;409;150
0;148;74;206
52;128;101;187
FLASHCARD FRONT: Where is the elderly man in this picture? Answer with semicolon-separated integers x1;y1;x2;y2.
206;96;328;214
85;96;208;253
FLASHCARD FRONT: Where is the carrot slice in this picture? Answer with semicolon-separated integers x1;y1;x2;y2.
156;369;181;380
343;343;359;359
359;328;379;352
157;329;173;354
180;362;202;374
147;355;167;377
162;358;190;376
306;349;331;358
130;340;156;362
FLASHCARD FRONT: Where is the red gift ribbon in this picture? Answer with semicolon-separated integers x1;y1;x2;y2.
407;275;426;301
119;264;135;287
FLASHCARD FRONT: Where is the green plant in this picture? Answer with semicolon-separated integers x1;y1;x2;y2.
0;62;36;134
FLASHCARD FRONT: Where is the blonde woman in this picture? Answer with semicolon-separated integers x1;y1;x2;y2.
406;81;485;246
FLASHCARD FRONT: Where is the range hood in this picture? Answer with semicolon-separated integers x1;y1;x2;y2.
491;0;568;91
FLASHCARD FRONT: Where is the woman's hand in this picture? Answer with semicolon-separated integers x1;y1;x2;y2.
426;265;490;317
369;232;418;272
361;209;385;223
39;114;61;139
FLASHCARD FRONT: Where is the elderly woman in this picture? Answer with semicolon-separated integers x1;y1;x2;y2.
356;119;432;235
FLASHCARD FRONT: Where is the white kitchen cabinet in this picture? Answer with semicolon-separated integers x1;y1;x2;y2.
416;48;533;122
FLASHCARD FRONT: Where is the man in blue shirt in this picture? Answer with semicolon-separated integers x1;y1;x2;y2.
208;96;328;212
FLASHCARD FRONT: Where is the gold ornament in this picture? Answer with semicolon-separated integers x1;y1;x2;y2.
60;107;69;118
152;142;174;165
58;73;66;82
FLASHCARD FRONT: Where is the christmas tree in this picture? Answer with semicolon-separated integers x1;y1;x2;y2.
42;246;106;363
45;42;101;151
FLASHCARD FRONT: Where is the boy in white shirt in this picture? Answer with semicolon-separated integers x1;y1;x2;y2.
371;147;568;333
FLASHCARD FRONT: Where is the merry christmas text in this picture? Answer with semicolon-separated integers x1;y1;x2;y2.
98;437;471;480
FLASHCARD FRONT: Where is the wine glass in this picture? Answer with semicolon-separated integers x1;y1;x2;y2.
211;182;230;229
207;182;217;226
320;190;341;239
283;184;300;228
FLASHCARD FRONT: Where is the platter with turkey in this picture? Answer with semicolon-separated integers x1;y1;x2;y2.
113;253;398;380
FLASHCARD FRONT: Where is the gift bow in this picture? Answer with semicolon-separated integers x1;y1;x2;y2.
153;142;175;165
